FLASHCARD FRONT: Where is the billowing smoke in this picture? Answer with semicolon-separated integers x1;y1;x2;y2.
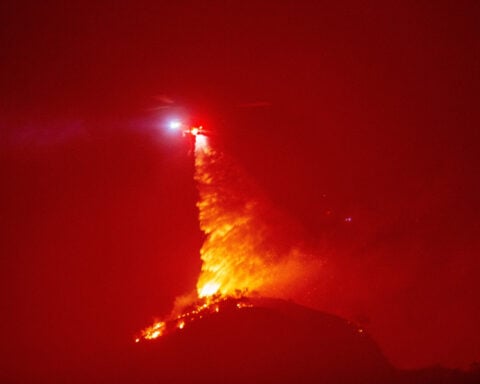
194;136;321;300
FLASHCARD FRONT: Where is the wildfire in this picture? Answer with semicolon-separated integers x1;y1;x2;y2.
137;132;320;342
136;294;253;341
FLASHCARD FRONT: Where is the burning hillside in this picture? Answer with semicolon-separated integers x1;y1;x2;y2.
137;132;321;342
129;298;393;384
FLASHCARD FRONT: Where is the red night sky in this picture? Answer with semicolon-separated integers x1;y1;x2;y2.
1;1;479;382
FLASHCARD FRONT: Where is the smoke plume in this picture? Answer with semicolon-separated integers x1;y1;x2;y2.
194;136;321;300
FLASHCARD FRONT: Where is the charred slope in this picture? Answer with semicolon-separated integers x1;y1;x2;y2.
125;298;393;383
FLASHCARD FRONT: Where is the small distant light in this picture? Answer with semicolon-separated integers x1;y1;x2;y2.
135;338;140;343
344;217;352;223
169;120;181;130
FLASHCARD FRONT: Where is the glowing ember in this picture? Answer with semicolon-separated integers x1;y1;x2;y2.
141;321;166;340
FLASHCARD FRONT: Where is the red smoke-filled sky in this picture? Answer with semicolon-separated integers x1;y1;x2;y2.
1;1;479;381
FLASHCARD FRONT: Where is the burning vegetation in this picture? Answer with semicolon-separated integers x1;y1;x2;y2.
137;293;254;342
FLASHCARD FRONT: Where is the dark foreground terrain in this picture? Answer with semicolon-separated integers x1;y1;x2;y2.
4;298;478;383
117;298;479;384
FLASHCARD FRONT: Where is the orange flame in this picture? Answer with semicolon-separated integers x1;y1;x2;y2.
141;321;166;340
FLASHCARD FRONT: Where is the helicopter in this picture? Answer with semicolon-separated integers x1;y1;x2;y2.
168;120;210;137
